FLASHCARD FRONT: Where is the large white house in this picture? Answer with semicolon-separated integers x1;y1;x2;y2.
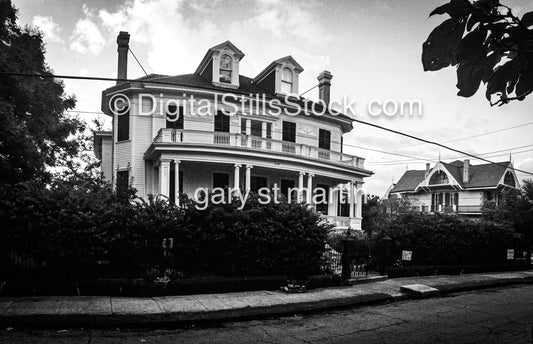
94;32;373;230
389;159;520;215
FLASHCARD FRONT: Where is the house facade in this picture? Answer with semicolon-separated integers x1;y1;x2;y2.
93;32;373;230
389;159;520;215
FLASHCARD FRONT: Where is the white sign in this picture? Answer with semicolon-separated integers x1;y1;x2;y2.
402;250;412;261
507;249;514;260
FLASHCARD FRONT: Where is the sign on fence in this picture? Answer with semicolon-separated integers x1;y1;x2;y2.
402;250;412;261
507;249;514;260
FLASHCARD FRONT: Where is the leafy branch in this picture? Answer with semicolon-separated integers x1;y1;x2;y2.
422;0;533;106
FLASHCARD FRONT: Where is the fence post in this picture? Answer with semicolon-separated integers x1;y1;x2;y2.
341;236;356;282
379;235;392;275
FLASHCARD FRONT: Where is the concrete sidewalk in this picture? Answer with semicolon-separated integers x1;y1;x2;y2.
1;271;532;328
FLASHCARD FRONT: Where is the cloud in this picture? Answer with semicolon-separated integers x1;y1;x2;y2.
32;15;63;43
70;6;106;55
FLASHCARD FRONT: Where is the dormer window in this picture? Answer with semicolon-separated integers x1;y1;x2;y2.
281;67;293;94
219;54;233;83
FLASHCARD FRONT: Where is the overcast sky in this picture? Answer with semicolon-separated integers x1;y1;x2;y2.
13;0;533;195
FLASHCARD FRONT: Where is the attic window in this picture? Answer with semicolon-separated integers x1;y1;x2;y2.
429;171;448;185
219;54;232;83
281;67;293;94
503;171;516;187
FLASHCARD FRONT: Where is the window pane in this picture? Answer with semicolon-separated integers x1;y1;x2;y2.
318;129;331;150
116;170;129;191
214;111;230;132
250;120;262;137
219;70;231;83
166;105;184;129
281;81;292;94
220;54;232;70
282;68;293;82
282;121;296;142
251;176;267;192
117;111;129;141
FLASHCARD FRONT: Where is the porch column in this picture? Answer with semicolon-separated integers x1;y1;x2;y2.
246;119;252;148
349;181;355;218
159;159;171;200
261;121;267;149
245;165;252;192
306;173;314;205
234;163;241;194
298;171;305;203
174;160;180;205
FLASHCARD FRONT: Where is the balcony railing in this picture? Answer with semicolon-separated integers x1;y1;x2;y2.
154;129;366;169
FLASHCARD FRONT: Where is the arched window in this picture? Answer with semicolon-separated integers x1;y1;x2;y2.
219;54;232;83
281;67;293;94
429;171;449;185
503;171;516;187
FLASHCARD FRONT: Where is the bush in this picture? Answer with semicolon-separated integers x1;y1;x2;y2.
372;212;524;267
0;182;331;279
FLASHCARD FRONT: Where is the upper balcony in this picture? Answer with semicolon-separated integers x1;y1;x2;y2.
153;128;366;170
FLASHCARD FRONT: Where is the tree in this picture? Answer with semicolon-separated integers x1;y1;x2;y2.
422;0;533;106
0;1;82;183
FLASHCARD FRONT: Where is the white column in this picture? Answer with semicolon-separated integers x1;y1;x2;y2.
174;160;180;205
234;163;241;194
349;181;355;218
246;119;252;148
159;159;171;200
245;165;252;192
306;173;314;205
298;172;305;203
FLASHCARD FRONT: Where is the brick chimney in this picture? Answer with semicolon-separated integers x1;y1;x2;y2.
425;163;430;177
463;159;470;183
116;31;130;84
317;70;333;106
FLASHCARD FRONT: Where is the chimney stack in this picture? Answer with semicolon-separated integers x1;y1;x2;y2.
425;163;430;177
116;31;130;84
317;70;333;106
463;159;470;183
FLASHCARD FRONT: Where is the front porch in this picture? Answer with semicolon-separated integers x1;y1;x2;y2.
146;159;365;230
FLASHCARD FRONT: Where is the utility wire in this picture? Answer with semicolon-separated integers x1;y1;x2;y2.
390;120;533;150
129;47;148;76
2;71;532;176
299;84;318;97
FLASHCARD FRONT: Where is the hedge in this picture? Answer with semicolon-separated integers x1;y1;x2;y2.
0;182;332;280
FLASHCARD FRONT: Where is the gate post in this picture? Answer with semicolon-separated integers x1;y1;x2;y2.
342;236;356;282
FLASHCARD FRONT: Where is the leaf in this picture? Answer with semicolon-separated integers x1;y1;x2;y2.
515;56;533;99
456;58;485;97
485;58;520;100
430;0;472;18
521;11;533;27
456;27;487;62
422;18;466;71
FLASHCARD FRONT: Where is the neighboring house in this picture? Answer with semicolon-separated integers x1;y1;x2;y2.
94;32;373;230
388;159;520;215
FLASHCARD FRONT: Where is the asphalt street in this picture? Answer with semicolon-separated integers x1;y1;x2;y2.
1;284;533;344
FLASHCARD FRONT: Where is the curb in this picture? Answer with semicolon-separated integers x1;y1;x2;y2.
1;273;532;329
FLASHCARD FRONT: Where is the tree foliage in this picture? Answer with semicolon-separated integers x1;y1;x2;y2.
0;1;82;183
423;0;533;106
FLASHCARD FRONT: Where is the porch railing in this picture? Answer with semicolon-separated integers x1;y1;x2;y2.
154;128;366;169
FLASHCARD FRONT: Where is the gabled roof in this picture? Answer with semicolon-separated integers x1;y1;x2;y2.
194;40;244;75
252;55;304;84
390;161;514;193
390;170;427;193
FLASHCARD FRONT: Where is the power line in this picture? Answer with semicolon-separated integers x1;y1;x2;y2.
299;84;318;97
129;47;148;76
391;120;533;150
350;118;533;177
2;70;532;177
367;143;533;165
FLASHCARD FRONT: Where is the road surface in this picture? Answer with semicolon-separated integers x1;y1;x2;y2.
1;284;533;343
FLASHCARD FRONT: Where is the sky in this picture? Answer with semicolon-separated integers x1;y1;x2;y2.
12;0;533;196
